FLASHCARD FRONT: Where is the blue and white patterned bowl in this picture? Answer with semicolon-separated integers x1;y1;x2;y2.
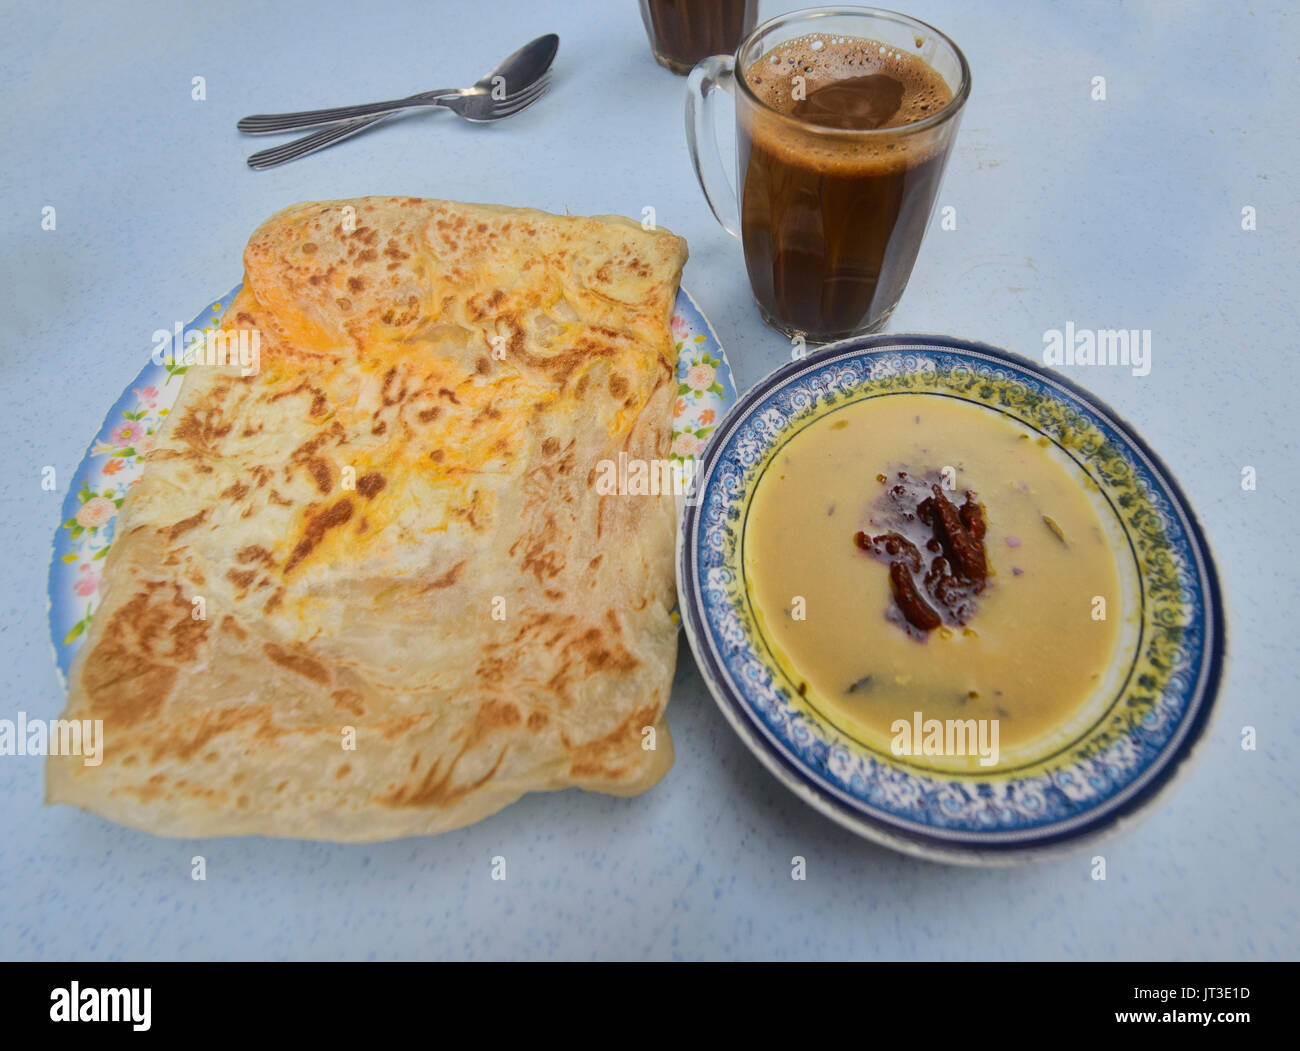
677;334;1226;865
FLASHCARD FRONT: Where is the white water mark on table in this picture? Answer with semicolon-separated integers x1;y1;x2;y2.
1042;322;1151;377
0;713;102;766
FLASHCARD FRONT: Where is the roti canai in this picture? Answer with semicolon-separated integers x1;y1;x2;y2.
47;196;688;840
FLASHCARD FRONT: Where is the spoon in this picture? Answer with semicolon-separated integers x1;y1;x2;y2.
238;34;558;135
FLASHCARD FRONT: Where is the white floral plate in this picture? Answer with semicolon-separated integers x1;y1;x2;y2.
47;284;736;683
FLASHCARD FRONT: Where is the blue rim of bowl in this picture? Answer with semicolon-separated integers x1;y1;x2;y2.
677;333;1226;863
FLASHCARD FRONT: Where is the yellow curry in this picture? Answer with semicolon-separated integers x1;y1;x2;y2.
743;393;1124;759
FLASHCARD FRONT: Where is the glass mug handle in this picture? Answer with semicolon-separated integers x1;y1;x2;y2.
685;55;740;240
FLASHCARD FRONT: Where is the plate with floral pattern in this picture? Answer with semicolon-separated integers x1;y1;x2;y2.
677;334;1225;865
48;284;735;682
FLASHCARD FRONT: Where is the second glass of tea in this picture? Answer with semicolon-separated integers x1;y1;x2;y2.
639;0;759;75
685;6;970;342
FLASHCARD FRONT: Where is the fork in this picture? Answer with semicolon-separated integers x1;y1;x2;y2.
240;33;558;169
245;77;551;169
238;87;464;136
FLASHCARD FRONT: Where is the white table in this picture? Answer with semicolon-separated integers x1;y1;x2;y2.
0;0;1294;960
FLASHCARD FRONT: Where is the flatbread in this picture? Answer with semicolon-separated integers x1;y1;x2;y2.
47;197;687;840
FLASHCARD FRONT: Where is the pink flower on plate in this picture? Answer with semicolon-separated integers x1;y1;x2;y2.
75;496;117;529
698;409;716;426
133;385;159;406
74;565;100;597
671;432;704;458
685;363;716;392
134;434;156;454
102;459;124;475
110;422;145;446
671;316;688;337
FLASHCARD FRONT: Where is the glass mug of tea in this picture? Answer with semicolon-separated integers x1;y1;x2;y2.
639;0;759;75
686;6;970;342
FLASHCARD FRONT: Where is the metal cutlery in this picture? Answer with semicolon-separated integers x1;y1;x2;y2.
240;33;558;169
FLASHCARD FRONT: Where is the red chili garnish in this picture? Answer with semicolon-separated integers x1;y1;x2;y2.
959;492;986;541
920;485;987;584
888;561;942;631
853;471;991;635
855;530;922;573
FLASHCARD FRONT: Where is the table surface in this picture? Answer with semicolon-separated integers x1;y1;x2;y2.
2;0;1296;961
